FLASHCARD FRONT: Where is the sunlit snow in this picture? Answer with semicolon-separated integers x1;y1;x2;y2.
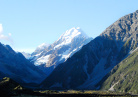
34;54;51;66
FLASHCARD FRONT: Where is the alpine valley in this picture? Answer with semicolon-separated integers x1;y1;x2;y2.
0;10;138;96
40;10;138;93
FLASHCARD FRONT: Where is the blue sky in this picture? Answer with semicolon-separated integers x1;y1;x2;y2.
0;0;138;53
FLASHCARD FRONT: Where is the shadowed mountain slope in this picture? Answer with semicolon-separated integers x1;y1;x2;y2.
41;10;138;90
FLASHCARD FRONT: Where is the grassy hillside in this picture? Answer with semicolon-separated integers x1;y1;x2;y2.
0;77;36;96
101;49;138;94
0;77;21;96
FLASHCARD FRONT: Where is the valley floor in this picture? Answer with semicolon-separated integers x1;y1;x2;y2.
10;90;136;97
0;77;136;97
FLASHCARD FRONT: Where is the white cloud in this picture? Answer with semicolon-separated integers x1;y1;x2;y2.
8;33;12;36
0;24;13;44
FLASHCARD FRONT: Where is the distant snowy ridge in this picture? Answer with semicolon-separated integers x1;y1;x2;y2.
21;52;31;59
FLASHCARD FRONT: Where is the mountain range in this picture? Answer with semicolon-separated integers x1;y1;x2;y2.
40;10;138;91
0;10;138;95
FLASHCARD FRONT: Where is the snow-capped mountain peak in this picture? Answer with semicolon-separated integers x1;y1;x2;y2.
59;27;88;41
30;27;92;77
54;27;89;49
